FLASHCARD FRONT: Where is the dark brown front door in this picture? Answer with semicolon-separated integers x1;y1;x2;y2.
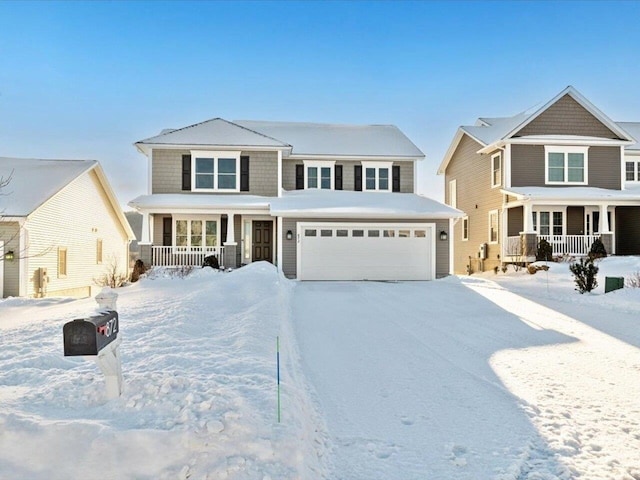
252;221;273;263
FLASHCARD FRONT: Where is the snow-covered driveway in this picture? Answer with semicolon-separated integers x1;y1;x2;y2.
292;276;640;479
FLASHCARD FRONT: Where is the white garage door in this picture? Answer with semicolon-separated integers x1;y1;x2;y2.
297;223;435;281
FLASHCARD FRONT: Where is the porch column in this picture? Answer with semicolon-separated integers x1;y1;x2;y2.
599;204;611;233
224;213;238;268
140;212;151;243
139;212;152;266
521;202;537;259
522;202;535;233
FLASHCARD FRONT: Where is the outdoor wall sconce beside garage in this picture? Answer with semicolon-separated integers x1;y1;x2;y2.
4;250;14;261
439;231;448;241
286;230;293;240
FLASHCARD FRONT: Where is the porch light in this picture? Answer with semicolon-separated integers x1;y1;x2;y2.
286;230;293;240
439;231;448;241
4;250;14;261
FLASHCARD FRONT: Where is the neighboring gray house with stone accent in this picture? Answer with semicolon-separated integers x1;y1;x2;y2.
439;86;640;274
130;118;462;280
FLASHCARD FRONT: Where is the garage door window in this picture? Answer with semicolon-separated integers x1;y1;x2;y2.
321;229;333;237
383;230;395;237
399;230;410;238
414;230;426;238
337;229;348;237
368;230;380;237
305;229;317;237
353;230;364;237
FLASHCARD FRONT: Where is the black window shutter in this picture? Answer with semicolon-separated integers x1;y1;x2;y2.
392;165;401;192
354;165;362;191
163;217;172;246
182;155;192;191
240;156;250;191
335;165;343;190
295;164;304;190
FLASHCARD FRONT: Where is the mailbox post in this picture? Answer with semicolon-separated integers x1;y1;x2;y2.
63;288;123;400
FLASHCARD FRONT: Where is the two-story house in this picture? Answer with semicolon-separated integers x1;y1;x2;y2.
439;86;640;274
130;119;462;281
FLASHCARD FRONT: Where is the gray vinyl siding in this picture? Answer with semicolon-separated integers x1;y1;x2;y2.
282;217;450;279
507;207;523;237
445;135;503;274
152;149;278;196
511;145;621;189
567;207;584;235
616;207;640;255
514;94;619;139
282;159;414;193
0;222;20;297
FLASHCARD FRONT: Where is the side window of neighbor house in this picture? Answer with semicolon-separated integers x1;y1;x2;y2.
462;216;469;241
58;247;68;278
96;239;103;264
449;179;457;208
491;152;501;188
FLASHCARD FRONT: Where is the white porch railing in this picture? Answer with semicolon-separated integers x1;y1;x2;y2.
505;234;601;257
152;246;225;267
539;235;600;256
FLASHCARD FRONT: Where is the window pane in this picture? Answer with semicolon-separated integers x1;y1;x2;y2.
196;158;214;173
415;230;426;238
352;229;364;237
368;230;380;237
305;229;317;237
567;153;584;182
553;212;563;236
176;220;188;246
336;229;348;237
366;168;376;190
626;162;636;181
539;212;550;236
206;221;217;247
321;167;331;189
383;230;395;238
320;229;332;237
379;168;389;190
567;153;583;168
218;174;237;189
567;168;583;182
191;220;202;247
196;174;214;189
308;167;318;188
218;158;236;174
548;167;564;182
548;153;564;167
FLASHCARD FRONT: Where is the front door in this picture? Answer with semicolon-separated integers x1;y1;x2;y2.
252;221;273;263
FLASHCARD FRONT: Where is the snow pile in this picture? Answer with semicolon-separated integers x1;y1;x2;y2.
0;263;327;480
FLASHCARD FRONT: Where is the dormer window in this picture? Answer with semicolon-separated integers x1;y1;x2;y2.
361;161;392;192
304;161;335;189
544;146;588;185
192;151;240;192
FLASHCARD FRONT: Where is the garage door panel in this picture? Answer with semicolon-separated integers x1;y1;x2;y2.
298;223;433;281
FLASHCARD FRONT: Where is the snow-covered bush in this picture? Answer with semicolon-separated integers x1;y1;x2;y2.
625;271;640;288
589;238;607;259
570;257;599;294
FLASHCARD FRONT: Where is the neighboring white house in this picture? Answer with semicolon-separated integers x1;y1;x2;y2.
0;158;135;298
130;118;463;281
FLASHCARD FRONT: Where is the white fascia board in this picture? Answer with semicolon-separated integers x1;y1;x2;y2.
438;128;487;175
502;86;635;142
136;143;291;153
92;164;137;241
506;137;633;147
134;206;271;215
272;211;464;219
288;154;424;161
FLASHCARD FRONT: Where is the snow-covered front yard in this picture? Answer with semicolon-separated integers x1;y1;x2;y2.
1;258;640;479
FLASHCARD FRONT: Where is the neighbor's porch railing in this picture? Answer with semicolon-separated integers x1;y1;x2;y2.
505;234;600;257
151;246;225;267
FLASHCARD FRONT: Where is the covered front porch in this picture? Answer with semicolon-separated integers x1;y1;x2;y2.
502;187;640;260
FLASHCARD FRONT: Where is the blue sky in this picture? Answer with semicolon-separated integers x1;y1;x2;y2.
1;1;639;207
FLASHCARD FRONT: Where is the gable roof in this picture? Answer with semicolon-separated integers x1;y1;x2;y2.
438;86;636;174
0;157;134;239
136;118;290;150
234;120;425;158
618;122;640;152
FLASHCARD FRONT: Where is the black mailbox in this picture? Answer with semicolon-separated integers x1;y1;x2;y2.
63;311;119;356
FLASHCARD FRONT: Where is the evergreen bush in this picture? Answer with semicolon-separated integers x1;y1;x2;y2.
536;238;553;262
589;238;607;259
569;257;599;294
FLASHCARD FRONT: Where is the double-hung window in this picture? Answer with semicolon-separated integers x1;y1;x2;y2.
625;159;640;183
304;161;335;189
174;217;219;251
192;151;240;191
491;152;501;188
361;161;392;192
488;210;499;244
532;211;563;236
544;146;588;185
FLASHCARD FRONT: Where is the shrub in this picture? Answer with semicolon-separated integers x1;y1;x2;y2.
536;238;553;262
625;271;640;288
589;238;607;259
94;255;128;288
130;259;147;283
569;257;599;294
202;255;220;269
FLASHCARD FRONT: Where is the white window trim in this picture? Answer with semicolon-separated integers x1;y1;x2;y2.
491;152;502;188
532;208;566;236
448;179;457;208
462;216;469;241
303;160;336;190
361;161;393;192
544;146;589;185
488;210;499;244
624;157;640;184
191;150;241;192
173;215;221;251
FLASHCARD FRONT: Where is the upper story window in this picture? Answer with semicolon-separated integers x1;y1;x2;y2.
192;151;240;192
491;152;501;188
625;159;640;182
544;146;588;185
304;161;335;189
361;161;392;192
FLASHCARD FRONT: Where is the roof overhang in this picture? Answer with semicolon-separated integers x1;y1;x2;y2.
90;164;136;241
288;153;424;162
134;142;293;157
502;187;640;205
437;128;487;175
272;211;462;219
